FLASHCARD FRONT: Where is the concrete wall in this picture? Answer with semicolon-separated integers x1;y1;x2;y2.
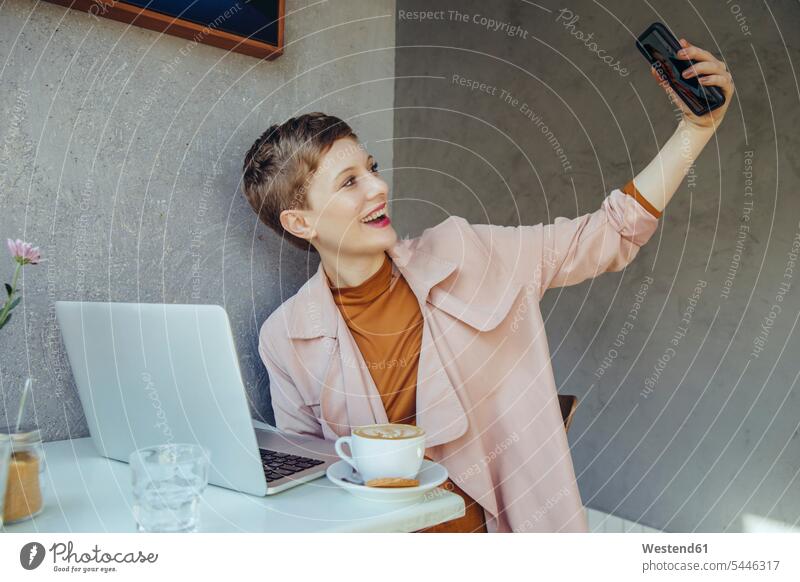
393;0;800;532
0;0;395;440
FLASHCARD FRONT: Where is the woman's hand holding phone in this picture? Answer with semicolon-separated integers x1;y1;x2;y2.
630;27;735;215
650;38;734;132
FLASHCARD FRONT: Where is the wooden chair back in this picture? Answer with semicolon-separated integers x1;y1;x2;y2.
558;394;578;434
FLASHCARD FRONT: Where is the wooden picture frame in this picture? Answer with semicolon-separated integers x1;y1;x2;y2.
44;0;284;60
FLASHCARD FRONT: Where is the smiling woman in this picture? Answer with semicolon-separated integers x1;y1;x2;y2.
249;57;733;530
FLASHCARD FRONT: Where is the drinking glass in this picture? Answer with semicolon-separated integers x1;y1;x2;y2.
129;444;210;533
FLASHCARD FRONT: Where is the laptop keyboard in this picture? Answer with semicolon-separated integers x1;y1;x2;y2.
259;449;325;483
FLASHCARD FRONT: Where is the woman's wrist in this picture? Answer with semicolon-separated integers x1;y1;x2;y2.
632;117;714;211
678;116;720;138
675;118;715;160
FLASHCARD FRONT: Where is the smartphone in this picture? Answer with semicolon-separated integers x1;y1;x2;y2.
635;22;725;116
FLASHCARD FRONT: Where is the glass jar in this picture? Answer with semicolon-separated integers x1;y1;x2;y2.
1;427;45;524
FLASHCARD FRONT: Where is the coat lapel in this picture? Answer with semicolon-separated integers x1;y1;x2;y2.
331;308;391;430
286;261;388;438
387;241;471;447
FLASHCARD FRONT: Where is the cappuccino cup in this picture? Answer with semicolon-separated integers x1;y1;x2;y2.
334;423;425;482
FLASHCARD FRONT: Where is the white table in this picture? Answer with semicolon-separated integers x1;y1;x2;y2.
1;437;464;533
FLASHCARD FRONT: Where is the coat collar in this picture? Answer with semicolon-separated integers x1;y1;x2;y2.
286;220;523;339
286;236;458;340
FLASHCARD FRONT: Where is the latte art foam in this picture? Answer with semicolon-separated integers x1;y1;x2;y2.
352;423;424;440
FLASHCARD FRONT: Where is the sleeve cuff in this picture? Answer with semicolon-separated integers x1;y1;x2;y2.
621;180;662;219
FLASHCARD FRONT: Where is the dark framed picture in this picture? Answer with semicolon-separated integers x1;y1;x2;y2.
44;0;284;60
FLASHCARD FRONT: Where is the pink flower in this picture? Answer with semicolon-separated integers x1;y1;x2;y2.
6;239;41;265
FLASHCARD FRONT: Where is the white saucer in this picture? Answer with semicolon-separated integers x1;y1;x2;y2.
326;460;448;503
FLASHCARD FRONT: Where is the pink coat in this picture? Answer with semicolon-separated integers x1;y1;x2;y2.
258;187;660;532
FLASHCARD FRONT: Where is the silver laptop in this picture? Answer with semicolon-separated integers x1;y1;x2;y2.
55;301;337;496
